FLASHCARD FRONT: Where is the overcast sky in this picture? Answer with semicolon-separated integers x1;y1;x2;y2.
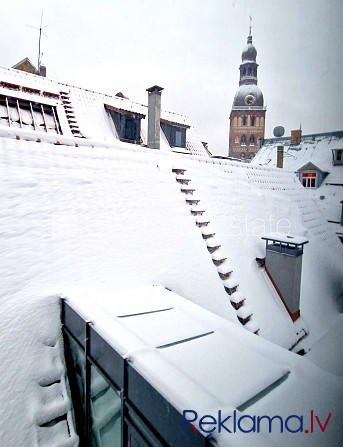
1;0;342;154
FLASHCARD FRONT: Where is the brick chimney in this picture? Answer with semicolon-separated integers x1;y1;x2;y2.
277;146;284;168
146;85;163;149
291;129;302;145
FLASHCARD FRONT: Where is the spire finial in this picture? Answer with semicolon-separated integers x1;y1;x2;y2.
249;16;252;36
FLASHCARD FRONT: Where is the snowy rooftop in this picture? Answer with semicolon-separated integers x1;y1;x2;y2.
253;132;343;225
0;65;209;157
0;66;342;446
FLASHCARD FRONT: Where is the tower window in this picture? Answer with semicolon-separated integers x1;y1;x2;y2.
249;135;255;144
241;135;246;145
243;68;246;76
251;117;255;126
242;116;247;126
248;67;252;76
235;136;239;144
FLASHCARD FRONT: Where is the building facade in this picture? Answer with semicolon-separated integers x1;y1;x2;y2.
228;29;266;160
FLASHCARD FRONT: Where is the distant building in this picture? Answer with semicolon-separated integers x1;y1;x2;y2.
228;28;266;161
12;57;46;77
253;130;343;243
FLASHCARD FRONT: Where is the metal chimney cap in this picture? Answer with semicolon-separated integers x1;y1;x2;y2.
146;85;164;93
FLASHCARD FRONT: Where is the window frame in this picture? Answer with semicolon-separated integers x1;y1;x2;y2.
0;93;62;134
62;299;209;447
105;104;144;145
160;120;188;148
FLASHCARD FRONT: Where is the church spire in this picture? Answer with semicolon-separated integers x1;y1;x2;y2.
248;16;253;44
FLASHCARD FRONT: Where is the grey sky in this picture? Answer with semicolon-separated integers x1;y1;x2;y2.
1;0;342;154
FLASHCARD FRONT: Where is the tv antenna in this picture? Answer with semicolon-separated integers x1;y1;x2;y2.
26;11;48;73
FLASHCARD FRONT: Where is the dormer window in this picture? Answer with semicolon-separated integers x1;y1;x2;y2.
0;94;61;134
301;172;317;188
160;120;189;148
333;149;343;165
105;104;144;144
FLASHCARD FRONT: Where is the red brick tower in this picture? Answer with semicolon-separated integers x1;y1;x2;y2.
228;25;266;161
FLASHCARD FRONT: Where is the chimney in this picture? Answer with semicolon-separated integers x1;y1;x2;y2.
262;234;308;322
277;146;284;168
39;65;47;77
290;129;302;145
146;85;163;149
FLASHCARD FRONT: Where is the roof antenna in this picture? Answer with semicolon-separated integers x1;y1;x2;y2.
26;11;48;73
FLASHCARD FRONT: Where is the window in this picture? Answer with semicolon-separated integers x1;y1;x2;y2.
242;68;246;76
333;149;343;165
251;117;255;126
0;94;61;134
249;135;255;145
241;135;246;145
160;121;188;148
235;136;239;144
106;105;143;144
62;300;205;447
64;333;122;447
301;172;317;188
248;67;252;76
242;116;247;126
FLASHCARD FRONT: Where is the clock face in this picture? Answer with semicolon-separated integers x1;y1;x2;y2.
244;95;255;106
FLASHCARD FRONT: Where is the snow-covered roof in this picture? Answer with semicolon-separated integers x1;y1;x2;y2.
253;131;343;178
253;132;343;225
0;68;342;446
0;65;209;157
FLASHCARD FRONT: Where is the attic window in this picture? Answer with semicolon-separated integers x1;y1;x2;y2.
301;172;317;188
0;94;61;134
333;149;343;165
160;120;188;148
105;104;143;144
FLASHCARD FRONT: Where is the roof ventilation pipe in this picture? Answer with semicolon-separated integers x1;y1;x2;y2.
146;85;163;149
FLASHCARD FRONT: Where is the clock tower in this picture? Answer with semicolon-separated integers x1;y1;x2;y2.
228;23;266;160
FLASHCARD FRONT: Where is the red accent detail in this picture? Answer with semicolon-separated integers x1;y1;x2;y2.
265;267;300;322
16;136;20;140
305;430;309;433
190;424;198;433
308;173;313;178
315;413;331;432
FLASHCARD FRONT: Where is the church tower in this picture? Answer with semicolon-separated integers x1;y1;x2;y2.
228;22;266;160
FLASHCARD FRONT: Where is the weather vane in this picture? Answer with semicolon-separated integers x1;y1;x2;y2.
26;11;48;73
